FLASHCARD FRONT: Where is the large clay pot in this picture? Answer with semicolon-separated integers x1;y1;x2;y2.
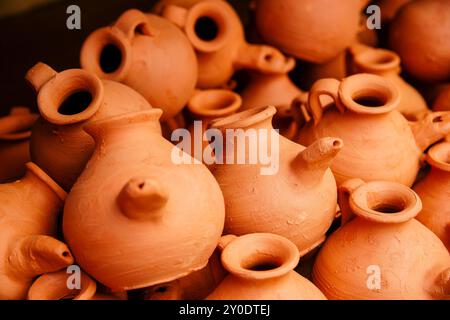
210;106;342;255
206;233;326;300
414;142;450;251
81;9;197;120
297;73;450;187
389;0;450;82
254;0;364;63
313;179;450;299
26;62;153;191
160;0;294;89
63;109;225;291
0;107;38;183
0;162;73;300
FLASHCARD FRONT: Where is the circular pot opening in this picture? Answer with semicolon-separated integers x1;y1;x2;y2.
352;93;387;108
58;90;93;116
99;44;123;74
241;254;283;272
194;16;219;41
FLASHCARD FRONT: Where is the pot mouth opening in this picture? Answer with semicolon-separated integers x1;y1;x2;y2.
427;142;450;172
210;105;276;130
99;43;123;74
188;90;242;118
355;49;400;73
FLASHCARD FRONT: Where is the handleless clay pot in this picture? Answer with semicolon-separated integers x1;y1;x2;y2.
81;9;197;120
0;162;73;299
313;179;450;299
26;62;153;190
0;107;38;183
206;233;326;300
210;106;342;255
297;73;450;186
63;109;225;291
414;142;450;251
389;0;450;82
160;0;294;89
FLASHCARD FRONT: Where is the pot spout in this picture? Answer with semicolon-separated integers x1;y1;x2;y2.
411;112;450;152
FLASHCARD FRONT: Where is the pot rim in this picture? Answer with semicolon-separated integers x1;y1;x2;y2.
25;162;67;202
188;89;242;118
210;105;276;130
353;48;401;74
427;141;450;172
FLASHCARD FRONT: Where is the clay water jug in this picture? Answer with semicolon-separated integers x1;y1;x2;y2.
63;109;225;291
26;62;153;190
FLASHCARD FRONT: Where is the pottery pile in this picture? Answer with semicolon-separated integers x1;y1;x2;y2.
1;0;450;300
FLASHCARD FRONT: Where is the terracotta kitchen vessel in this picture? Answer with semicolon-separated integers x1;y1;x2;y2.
389;0;450;82
206;233;326;300
63;109;225;291
313;178;450;299
0;162;73;300
26;62;153;190
414;142;450;251
160;0;294;89
0;107;38;183
81;9;197;120
297;73;450;186
211;106;342;255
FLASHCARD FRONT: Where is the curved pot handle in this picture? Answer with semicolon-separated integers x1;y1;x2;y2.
114;9;155;39
410;111;450;152
338;178;366;226
25;62;58;93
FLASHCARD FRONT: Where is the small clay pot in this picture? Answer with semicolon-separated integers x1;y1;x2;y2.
313;179;450;299
0;107;38;183
26;62;153;190
160;0;294;89
414;142;450;251
206;233;326;300
0;162;73;299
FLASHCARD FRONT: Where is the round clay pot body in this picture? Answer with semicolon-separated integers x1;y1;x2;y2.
26;62;153;191
0;107;38;183
254;0;363;63
433;84;450;112
81;9;197;120
63;109;225;291
377;0;412;23
389;0;450;82
0;163;73;299
211;106;342;255
297;74;450;186
206;233;326;300
414;142;450;251
160;0;294;89
313;179;450;299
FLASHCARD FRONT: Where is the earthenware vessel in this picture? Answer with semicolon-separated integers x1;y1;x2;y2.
433;84;450;112
377;0;412;24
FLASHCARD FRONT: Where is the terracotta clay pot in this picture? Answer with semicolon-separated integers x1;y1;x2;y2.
313;179;450;299
0;107;38;183
350;45;429;120
63;109;225;291
377;0;412;24
254;0;364;63
160;0;294;89
81;9;197;120
414;142;450;251
211;106;342;255
297;73;450;187
26;62;153;190
389;0;450;82
0;162;73;299
433;84;450;112
206;233;326;300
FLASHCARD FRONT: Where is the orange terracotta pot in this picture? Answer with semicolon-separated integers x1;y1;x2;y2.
160;0;294;89
377;0;412;24
313;179;450;299
414;142;450;251
26;62;153;191
81;9;197;120
433;84;450;112
211;106;342;255
63;109;225;291
206;233;326;300
0;107;38;183
389;0;450;82
0;163;73;300
297;73;450;186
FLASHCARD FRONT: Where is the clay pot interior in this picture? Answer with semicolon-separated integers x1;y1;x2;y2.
188;89;242;119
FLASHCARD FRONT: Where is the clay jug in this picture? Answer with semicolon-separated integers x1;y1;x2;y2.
350;45;429;120
313;179;450;299
63;109;225;291
81;9;197;120
414;142;450;251
26;62;153;191
160;0;294;89
297;73;450;187
210;106;343;255
0;107;38;182
389;0;450;82
254;0;364;63
206;233;326;300
0;162;73;299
